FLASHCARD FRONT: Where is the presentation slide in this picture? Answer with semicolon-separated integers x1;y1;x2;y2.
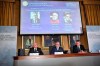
20;0;82;34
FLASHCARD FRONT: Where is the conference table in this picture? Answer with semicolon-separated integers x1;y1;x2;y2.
14;53;100;66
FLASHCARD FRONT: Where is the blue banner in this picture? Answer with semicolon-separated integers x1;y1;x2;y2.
86;26;100;53
0;26;17;66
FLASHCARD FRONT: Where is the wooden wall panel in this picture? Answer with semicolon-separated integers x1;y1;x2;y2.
96;6;100;25
14;0;21;50
80;29;88;49
0;0;15;2
14;0;20;31
83;1;100;5
35;35;42;48
17;34;22;49
80;2;87;28
0;2;14;26
0;2;3;25
84;5;100;25
62;35;69;50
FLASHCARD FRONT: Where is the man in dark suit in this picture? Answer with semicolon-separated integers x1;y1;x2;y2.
28;42;44;55
50;41;64;54
73;40;86;53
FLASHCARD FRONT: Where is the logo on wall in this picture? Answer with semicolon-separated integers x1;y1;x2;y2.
22;1;28;6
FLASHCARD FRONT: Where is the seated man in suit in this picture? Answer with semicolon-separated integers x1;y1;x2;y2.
28;42;44;55
73;40;86;53
50;41;64;54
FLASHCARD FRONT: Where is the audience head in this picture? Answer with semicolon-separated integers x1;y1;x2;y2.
76;40;81;46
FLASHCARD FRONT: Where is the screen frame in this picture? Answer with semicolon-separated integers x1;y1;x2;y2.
20;0;83;35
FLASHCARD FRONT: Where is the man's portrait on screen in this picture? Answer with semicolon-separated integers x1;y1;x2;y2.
30;12;40;24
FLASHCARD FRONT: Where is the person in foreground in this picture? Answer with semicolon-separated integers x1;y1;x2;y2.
28;42;44;55
73;40;86;53
50;41;64;54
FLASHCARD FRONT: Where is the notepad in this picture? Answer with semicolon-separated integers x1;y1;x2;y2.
54;52;63;55
29;53;39;56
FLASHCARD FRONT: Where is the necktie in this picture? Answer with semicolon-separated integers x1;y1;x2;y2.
57;47;59;51
77;46;80;51
34;48;37;52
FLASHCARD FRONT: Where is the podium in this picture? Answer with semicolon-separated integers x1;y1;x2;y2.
14;53;100;66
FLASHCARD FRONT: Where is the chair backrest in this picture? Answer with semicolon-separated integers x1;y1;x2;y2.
18;49;25;56
63;50;68;54
49;46;53;54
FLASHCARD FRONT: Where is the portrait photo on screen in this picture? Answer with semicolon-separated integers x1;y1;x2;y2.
50;12;59;24
30;11;40;24
63;12;72;24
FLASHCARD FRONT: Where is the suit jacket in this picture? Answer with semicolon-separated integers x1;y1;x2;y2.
28;47;44;55
73;45;85;53
50;46;64;54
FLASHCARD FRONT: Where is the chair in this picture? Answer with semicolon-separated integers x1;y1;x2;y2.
49;46;53;54
18;49;25;56
63;50;68;54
